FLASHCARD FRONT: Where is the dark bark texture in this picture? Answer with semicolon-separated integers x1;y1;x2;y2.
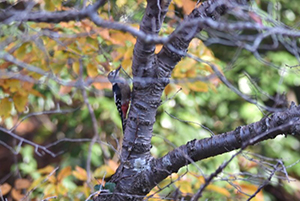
94;0;300;200
3;0;298;200
0;0;300;201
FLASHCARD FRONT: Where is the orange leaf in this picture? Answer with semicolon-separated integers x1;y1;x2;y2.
93;75;111;90
22;82;34;90
238;183;264;201
87;62;99;78
164;84;174;96
98;29;110;40
38;165;55;174
15;179;31;190
57;166;72;182
0;98;12;119
182;0;196;14
0;183;11;196
59;86;73;95
187;81;208;92
186;68;197;78
11;188;25;200
179;83;191;95
108;160;119;172
72;166;87;181
155;44;163;54
0;61;12;69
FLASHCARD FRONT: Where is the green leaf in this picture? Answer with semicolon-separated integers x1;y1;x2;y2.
104;182;116;192
94;184;102;191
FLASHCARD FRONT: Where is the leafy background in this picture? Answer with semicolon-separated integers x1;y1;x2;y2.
0;0;300;200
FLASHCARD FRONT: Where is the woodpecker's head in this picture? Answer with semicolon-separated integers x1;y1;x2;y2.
108;66;122;84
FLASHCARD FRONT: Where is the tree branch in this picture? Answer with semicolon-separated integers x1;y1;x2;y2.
150;102;300;192
0;0;106;23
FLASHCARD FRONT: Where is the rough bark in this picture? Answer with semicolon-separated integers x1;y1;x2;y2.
4;0;298;200
94;0;300;200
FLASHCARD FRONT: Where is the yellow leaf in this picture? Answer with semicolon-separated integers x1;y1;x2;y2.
0;98;12;119
123;45;134;61
0;183;11;196
207;184;231;197
5;79;21;92
173;0;183;7
187;81;208;92
11;188;25;200
15;178;31;190
174;180;193;194
51;62;65;74
13;93;28;113
76;182;92;198
28;89;44;97
45;0;56;11
167;3;175;18
48;175;57;184
108;160;119;172
57;166;72;182
56;183;68;195
72;166;87;181
121;57;132;69
116;0;127;7
110;31;135;46
38;165;55;174
73;62;80;74
87;62;98;78
29;177;44;191
93;165;115;178
44;183;56;196
178;58;197;71
15;43;30;60
83;182;91;197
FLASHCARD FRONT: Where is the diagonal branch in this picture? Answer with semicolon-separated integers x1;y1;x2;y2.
150;102;300;191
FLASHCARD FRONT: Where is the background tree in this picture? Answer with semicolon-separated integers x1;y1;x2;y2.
0;0;300;200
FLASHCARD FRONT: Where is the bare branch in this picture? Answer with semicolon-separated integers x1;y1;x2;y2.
1;0;107;24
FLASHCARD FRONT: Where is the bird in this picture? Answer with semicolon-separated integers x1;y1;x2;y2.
107;66;131;131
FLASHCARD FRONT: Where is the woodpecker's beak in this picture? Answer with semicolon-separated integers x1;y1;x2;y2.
116;66;121;73
114;66;121;79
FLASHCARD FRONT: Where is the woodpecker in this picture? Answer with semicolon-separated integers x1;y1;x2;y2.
108;66;131;131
